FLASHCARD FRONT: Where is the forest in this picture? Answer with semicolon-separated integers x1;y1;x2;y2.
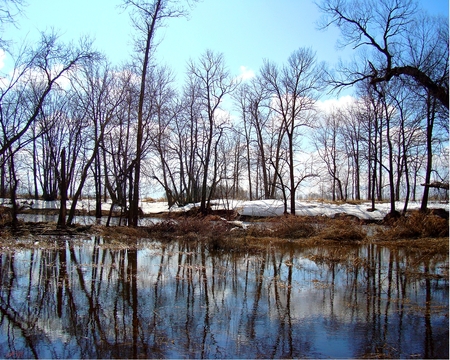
0;0;448;228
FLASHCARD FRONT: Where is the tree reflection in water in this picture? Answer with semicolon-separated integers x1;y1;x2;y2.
0;237;448;358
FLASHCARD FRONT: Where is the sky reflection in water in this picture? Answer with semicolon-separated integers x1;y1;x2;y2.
0;237;448;359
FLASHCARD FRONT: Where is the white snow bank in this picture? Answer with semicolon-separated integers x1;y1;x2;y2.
2;198;448;221
169;199;448;220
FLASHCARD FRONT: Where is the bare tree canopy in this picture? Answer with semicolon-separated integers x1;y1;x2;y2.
0;0;25;26
317;0;449;109
121;0;196;225
0;0;26;48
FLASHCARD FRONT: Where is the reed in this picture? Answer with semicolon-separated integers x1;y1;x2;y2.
315;218;366;241
376;210;448;240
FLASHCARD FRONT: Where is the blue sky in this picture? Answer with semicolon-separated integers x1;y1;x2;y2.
2;0;449;87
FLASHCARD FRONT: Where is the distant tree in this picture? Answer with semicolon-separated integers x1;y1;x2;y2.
101;68;138;225
317;0;449;109
260;48;324;214
146;65;179;207
0;32;96;227
65;60;127;227
340;103;365;200
313;110;348;201
186;50;237;215
233;77;279;200
34;90;70;201
174;78;203;205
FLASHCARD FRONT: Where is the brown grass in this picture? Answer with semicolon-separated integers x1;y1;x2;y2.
1;207;448;257
0;206;12;226
315;218;367;241
271;215;318;239
375;211;449;240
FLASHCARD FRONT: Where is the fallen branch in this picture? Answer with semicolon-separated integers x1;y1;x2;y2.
421;181;449;190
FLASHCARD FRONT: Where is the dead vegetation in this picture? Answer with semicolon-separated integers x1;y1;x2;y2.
0;207;448;256
375;210;449;240
86;210;448;255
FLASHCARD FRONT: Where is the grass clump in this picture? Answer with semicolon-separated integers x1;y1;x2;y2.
315;218;366;241
376;211;448;240
272;215;317;239
269;215;366;242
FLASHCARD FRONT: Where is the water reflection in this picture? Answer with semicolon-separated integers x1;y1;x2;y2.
0;239;448;358
17;213;164;226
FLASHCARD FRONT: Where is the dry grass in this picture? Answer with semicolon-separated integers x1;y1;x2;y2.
315;218;367;241
375;210;448;240
0;206;12;226
1;207;448;257
267;215;366;242
271;215;318;239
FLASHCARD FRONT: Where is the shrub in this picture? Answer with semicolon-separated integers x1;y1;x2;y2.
376;211;449;240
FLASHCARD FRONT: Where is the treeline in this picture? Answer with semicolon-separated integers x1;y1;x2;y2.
0;0;448;227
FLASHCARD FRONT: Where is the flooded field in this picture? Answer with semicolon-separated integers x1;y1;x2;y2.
0;236;448;358
17;213;165;227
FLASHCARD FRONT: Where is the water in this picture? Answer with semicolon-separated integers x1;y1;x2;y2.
0;238;448;359
17;213;164;226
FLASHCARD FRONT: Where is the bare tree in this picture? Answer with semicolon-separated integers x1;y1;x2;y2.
261;48;323;214
314;110;348;201
102;68;138;225
186;50;237;215
0;32;97;157
65;60;128;227
0;32;96;227
34;89;70;201
341;103;365;200
0;0;26;48
317;0;449;109
122;0;194;226
233;78;275;200
147;65;179;207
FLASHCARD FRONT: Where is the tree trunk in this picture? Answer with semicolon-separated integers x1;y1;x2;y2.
200;120;213;215
94;151;102;219
385;107;396;215
130;0;163;226
420;95;436;212
288;133;296;215
9;151;19;230
57;148;67;229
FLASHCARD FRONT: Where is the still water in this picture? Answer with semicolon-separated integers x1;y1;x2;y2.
0;237;448;359
17;213;164;226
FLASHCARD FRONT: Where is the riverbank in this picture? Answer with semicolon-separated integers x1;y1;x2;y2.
1;197;449;221
0;208;447;258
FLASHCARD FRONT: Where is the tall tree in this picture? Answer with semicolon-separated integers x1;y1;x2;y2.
314;110;348;201
0;32;96;226
233;78;274;200
66;60;127;226
261;48;323;214
0;32;97;157
186;50;237;215
123;0;193;226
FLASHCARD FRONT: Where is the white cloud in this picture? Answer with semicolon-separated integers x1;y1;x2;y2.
237;65;255;81
316;95;357;114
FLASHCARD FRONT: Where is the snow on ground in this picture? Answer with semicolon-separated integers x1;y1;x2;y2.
164;199;448;221
2;198;448;221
